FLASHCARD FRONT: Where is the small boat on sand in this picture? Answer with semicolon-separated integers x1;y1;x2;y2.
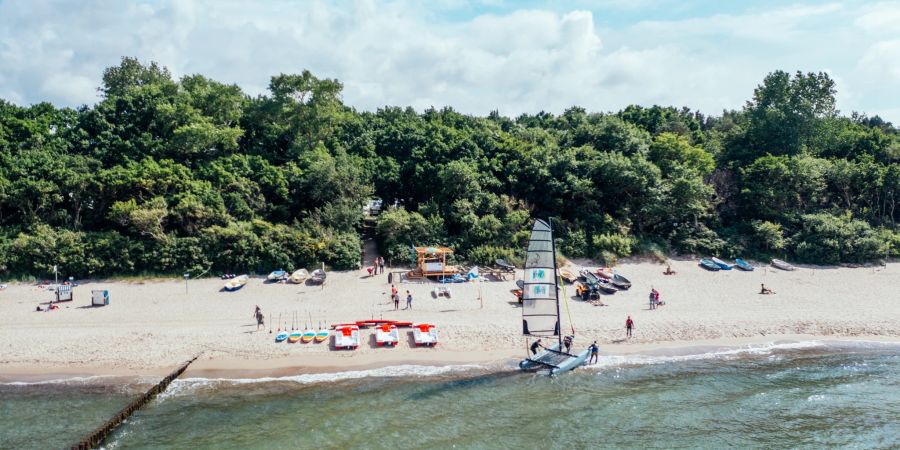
301;325;316;343
309;269;327;285
734;258;754;271
495;259;516;273
595;267;613;279
287;329;302;343
334;325;359;350
771;259;796;271
558;269;578;284
223;275;249;291
595;278;618;294
275;330;289;342
288;269;309;284
610;272;631;290
375;323;400;347
315;325;330;343
711;258;732;270
267;269;287;282
412;323;438;346
699;259;720;271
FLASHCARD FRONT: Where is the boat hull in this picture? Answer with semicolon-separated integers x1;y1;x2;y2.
699;259;720;271
734;258;754;271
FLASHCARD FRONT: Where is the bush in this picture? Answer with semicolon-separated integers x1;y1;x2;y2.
466;245;521;267
592;233;635;258
791;213;891;263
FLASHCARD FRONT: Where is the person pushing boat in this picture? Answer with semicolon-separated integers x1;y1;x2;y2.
589;341;599;364
530;339;543;356
563;335;573;354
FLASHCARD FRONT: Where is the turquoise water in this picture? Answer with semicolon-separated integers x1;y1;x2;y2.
2;342;898;449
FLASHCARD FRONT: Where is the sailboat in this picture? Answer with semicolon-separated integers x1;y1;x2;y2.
518;219;590;376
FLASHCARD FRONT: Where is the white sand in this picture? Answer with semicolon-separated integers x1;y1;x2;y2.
0;259;897;377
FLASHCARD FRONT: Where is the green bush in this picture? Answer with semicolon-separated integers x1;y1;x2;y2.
791;213;891;263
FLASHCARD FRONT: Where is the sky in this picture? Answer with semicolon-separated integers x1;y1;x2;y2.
1;0;899;121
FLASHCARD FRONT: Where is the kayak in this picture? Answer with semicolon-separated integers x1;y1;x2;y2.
287;330;302;343
699;259;721;271
711;258;732;270
734;258;754;271
275;331;289;343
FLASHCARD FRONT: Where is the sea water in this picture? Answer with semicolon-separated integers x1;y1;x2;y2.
1;341;898;449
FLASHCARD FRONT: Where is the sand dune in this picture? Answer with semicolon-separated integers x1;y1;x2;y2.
0;259;897;377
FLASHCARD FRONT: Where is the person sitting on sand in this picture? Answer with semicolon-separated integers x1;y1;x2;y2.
663;265;677;275
760;283;775;295
530;339;543;355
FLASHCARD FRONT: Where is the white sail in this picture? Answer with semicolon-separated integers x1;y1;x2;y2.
521;219;560;337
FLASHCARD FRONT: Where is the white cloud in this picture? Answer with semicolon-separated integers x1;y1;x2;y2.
0;0;897;122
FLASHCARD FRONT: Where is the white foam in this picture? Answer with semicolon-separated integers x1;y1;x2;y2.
0;375;117;386
585;340;830;370
156;364;484;399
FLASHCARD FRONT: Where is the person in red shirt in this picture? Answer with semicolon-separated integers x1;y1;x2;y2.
625;316;634;338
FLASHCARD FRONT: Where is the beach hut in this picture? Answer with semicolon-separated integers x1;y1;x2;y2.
56;285;73;302
91;290;109;307
408;246;457;279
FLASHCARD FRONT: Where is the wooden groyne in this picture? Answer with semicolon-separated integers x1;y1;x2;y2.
71;355;200;450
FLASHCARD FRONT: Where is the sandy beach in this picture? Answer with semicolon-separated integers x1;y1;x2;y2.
1;259;897;378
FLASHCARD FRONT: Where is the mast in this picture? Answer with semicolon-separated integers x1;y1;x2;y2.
550;217;562;348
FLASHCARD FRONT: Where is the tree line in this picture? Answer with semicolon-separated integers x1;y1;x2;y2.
0;58;896;278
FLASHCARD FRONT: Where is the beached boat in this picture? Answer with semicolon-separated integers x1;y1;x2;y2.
412;323;438;346
267;269;287;282
223;274;249;291
301;324;316;343
699;259;721;271
375;323;400;347
711;258;733;270
287;329;302;343
518;218;589;376
594;277;618;294
495;259;516;273
558;269;578;284
771;259;796;271
595;267;613;279
288;269;309;284
275;330;289;342
315;325;330;343
334;325;359;350
309;269;327;285
734;258;754;271
610;272;632;290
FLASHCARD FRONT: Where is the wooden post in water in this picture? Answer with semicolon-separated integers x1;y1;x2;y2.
71;354;200;450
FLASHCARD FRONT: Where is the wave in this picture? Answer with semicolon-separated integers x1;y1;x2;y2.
157;364;485;399
0;375;118;386
585;339;900;370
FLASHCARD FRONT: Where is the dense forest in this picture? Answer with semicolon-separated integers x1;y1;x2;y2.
0;57;897;278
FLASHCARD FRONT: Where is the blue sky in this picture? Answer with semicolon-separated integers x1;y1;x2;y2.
1;0;898;121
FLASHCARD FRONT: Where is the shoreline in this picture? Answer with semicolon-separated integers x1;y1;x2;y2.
3;334;897;383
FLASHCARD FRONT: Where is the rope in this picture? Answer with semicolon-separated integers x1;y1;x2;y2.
560;273;576;335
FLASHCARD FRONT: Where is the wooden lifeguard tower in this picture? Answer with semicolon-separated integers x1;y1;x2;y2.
408;246;458;279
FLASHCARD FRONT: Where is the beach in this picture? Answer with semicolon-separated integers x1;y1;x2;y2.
1;259;898;379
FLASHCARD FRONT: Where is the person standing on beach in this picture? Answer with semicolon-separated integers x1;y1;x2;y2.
406;290;413;309
254;306;264;331
649;289;656;310
393;293;400;310
625;316;634;338
379;257;385;274
589;341;599;364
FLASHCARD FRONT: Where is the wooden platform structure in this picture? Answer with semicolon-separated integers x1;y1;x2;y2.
407;246;459;279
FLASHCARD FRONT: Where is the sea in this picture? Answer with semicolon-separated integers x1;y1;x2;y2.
2;341;898;449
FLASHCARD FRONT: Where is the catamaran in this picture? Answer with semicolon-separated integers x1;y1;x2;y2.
518;219;590;376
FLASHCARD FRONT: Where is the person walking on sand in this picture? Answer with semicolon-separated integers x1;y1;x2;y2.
625;316;634;338
406;290;413;309
254;306;265;331
589;341;599;364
